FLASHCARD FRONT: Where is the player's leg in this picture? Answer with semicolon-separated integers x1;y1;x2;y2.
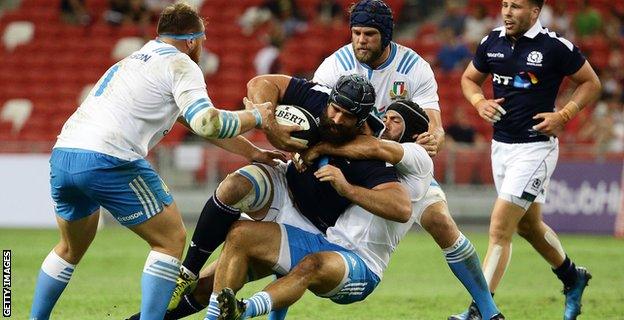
30;212;100;319
30;149;102;319
205;220;281;320
419;196;500;320
128;200;187;320
181;164;274;281
517;203;591;320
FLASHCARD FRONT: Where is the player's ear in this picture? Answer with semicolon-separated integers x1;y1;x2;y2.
185;38;194;51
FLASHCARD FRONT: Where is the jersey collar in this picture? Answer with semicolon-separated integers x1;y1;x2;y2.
498;20;542;39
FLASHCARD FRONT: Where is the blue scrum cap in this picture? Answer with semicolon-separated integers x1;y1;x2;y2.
350;0;394;50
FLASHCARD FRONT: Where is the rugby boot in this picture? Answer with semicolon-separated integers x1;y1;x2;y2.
217;287;246;320
168;276;198;310
448;301;481;320
489;313;505;320
563;267;592;320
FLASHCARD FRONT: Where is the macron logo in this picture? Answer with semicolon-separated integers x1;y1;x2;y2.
487;52;505;58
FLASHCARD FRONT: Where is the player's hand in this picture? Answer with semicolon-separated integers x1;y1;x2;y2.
415;132;438;157
532;112;566;136
243;97;272;128
314;164;352;196
300;142;326;165
475;98;506;123
262;112;307;151
291;152;307;172
250;148;287;166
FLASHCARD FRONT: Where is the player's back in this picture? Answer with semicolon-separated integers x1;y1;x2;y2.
55;40;206;160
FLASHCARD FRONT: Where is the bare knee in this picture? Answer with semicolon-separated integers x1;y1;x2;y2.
216;173;252;206
54;242;87;264
291;254;324;279
421;209;459;247
224;221;255;246
517;218;534;239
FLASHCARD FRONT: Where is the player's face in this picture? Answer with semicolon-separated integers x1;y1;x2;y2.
351;26;384;65
188;23;206;63
319;103;360;145
501;0;540;38
381;110;404;142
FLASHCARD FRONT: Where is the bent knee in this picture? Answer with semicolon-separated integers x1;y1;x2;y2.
225;220;255;243
293;254;324;276
216;173;253;206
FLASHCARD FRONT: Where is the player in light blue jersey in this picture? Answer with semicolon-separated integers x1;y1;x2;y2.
312;1;502;319
29;3;284;320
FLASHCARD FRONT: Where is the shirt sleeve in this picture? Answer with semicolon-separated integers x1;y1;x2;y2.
353;160;399;189
472;34;491;73
169;55;213;117
312;55;342;87
553;37;586;76
395;143;433;201
282;77;331;117
408;60;440;110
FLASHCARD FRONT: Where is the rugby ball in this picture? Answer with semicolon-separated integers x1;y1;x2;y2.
274;105;320;147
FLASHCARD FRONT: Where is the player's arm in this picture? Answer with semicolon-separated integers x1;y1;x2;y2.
420;109;444;157
461;62;506;123
246;74;307;151
314;165;412;223
177;117;286;166
532;61;601;136
304;135;405;165
172;59;270;139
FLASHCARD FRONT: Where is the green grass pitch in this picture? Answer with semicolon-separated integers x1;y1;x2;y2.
3;227;623;319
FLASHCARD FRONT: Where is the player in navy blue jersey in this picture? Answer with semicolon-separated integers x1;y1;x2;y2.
456;1;601;319
123;74;410;320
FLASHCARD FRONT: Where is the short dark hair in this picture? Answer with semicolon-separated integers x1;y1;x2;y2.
157;2;204;35
528;0;545;9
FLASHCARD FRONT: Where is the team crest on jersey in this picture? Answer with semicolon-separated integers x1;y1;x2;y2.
389;81;408;100
526;51;543;67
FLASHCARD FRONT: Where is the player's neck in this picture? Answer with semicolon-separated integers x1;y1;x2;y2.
369;45;392;69
158;37;187;53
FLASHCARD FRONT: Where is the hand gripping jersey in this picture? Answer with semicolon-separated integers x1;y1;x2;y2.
55;40;213;160
326;143;433;278
313;42;440;118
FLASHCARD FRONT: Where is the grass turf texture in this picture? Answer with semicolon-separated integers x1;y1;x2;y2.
3;228;623;319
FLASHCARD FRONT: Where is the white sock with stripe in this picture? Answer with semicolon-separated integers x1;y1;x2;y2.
204;292;220;320
30;250;75;319
244;291;272;318
140;250;180;320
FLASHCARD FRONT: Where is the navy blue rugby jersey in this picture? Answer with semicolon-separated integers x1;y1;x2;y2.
282;77;399;232
473;21;586;143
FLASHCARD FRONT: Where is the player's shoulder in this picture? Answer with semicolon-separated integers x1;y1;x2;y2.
535;28;576;52
327;43;357;72
478;26;505;47
394;43;428;76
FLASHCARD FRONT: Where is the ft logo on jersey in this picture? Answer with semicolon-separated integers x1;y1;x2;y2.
493;73;513;86
389;81;408;100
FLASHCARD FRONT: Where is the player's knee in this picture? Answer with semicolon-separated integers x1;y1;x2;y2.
216;173;253;206
517;218;536;239
54;242;87;264
422;209;456;235
489;226;513;244
293;254;324;278
224;220;254;245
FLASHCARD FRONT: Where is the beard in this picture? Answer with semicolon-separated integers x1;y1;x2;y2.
352;43;384;65
318;111;360;145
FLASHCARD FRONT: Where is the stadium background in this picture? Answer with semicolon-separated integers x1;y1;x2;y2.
0;0;623;318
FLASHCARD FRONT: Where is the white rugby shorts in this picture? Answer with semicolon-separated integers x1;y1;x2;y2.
491;138;559;203
412;183;447;226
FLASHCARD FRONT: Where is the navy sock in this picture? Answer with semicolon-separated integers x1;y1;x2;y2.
553;256;578;288
183;194;240;276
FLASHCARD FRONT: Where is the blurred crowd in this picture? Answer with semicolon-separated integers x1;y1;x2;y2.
48;0;624;155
